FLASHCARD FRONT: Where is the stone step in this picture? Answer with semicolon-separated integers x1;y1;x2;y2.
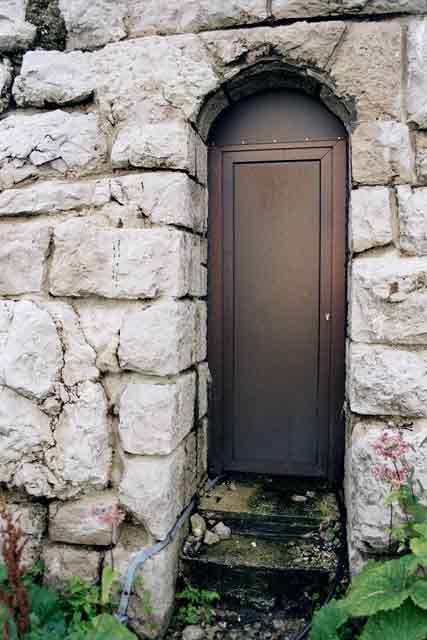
198;477;338;541
181;533;339;611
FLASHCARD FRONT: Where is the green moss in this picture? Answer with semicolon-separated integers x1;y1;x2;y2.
26;0;66;50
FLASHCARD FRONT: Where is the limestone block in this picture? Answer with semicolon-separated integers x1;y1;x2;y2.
330;22;401;120
111;121;197;176
197;418;208;485
50;219;197;299
119;445;186;539
407;19;427;128
0;386;53;483
43;544;101;585
0;223;50;294
51;381;111;492
44;302;98;387
12;462;59;499
351;253;427;344
350;187;393;253
0;57;12;113
0;179;111;217
0;1;36;52
128;0;267;36
352;121;412;185
183;431;198;504
2;502;47;567
118;300;203;376
109;524;180;638
197;363;210;419
415;132;427;184
49;492;120;545
347;418;427;563
59;0;126;50
0;300;62;400
13;50;95;107
397;186;427;255
195;301;207;363
0;111;107;190
349;344;427;417
272;0;426;19
119;373;196;456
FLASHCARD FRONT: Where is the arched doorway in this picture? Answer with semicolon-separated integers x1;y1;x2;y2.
208;90;347;484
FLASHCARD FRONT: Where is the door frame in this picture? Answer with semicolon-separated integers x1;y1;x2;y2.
208;139;347;484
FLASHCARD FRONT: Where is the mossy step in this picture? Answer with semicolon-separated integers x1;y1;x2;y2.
198;477;338;540
181;534;338;609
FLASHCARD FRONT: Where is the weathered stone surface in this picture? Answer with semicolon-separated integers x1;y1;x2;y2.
0;111;107;190
45;302;98;387
197;363;210;419
407;18;427;128
112;121;197;176
109;524;181;637
13;49;95;107
397;186;427;255
351;187;393;253
50;219;200;299
190;513;206;539
119;444;186;539
51;381;111;492
349;344;427;417
119;373;196;456
0;300;62;400
183;431;197;504
0;386;53;483
2;502;47;568
49;492;120;545
347;418;427;569
0;1;36;52
0;223;50;294
352;121;412;185
0;57;12;113
330;22;401;120
128;0;267;36
351;253;427;344
197;419;208;485
415;132;427;184
272;0;426;19
0;178;110;217
119;300;206;376
59;0;126;50
43;544;101;585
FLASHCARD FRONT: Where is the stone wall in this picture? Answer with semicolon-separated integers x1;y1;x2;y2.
1;0;427;635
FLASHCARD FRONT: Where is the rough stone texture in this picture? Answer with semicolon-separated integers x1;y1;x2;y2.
49;492;120;545
50;220;203;300
59;0;127;50
127;0;268;37
197;418;208;485
352;121;412;185
197;363;210;419
347;419;427;570
0;386;53;483
349;344;427;417
397;186;427;255
51;381;111;493
43;544;102;585
0;178;110;217
119;443;186;539
272;0;426;19
2;501;47;567
25;0;67;51
407;18;427;128
350;187;393;253
0;300;62;400
351;253;427;344
109;524;181;638
0;223;50;294
330;21;401;121
0;111;107;190
13;49;95;107
119;300;206;376
0;57;12;113
415;132;427;184
183;431;197;505
119;373;196;455
0;0;36;52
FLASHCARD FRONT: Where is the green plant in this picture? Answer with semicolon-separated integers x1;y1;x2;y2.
174;583;220;626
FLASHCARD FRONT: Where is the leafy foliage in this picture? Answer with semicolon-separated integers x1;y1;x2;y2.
174;583;220;626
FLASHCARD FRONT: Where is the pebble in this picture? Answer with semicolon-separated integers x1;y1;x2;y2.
191;513;207;539
212;522;232;540
182;625;205;640
291;494;307;503
204;530;221;546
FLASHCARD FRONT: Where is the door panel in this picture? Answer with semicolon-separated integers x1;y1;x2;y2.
208;141;346;481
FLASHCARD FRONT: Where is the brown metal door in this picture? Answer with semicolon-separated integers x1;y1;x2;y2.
208;93;347;481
